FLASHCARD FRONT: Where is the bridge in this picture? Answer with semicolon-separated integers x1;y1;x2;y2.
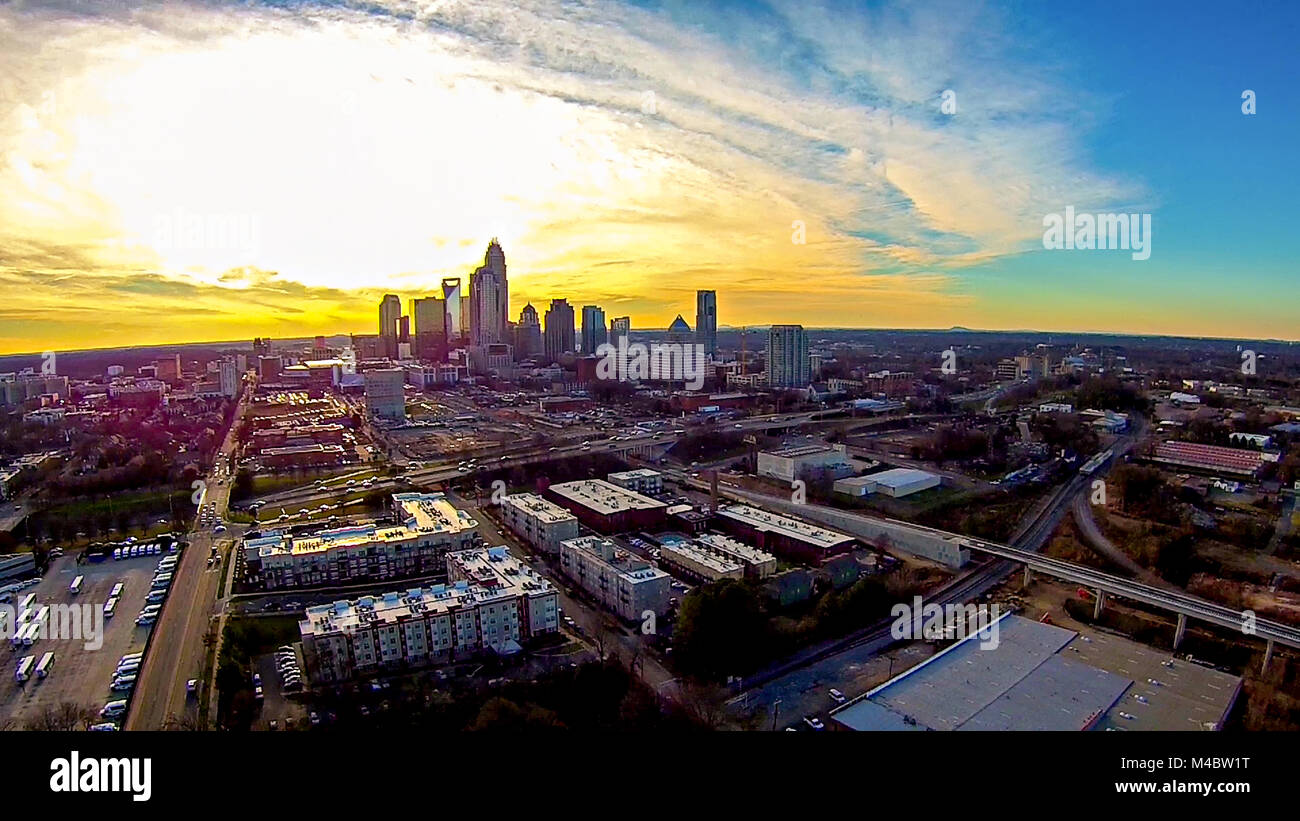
959;536;1300;669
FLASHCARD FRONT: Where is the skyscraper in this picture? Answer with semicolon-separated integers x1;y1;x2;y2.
379;294;401;358
469;239;509;346
514;303;543;359
441;278;462;344
544;299;575;363
766;324;810;388
609;316;631;345
695;290;717;358
580;305;607;353
411;296;448;361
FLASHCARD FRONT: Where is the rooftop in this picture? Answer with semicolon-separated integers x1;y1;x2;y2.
502;493;577;524
549;479;666;516
863;467;939;488
715;503;853;549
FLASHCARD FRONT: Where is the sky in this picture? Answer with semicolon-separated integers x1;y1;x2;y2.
0;0;1296;354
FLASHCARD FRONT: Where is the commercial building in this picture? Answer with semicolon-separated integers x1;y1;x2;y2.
499;493;580;555
581;305;607;353
695;290;717;358
606;469;664;495
713;503;855;564
757;443;851;483
514;304;543;360
833;468;940;498
544;298;576;362
829;614;1241;732
468;240;510;346
559;536;671;622
244;492;481;589
363;368;406;420
546;479;667;533
766;324;810;388
300;546;558;682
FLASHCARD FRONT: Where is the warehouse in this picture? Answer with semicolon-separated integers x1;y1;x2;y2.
834;468;940;498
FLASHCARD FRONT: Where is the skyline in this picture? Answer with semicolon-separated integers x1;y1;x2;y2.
1;0;1298;354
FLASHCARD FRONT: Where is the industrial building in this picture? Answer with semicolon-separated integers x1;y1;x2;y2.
244;492;480;589
299;547;558;682
559;536;671;622
713;503;854;564
829;614;1241;731
546;479;667;533
1148;440;1268;477
499;493;580;555
757;443;852;483
833;468;940;498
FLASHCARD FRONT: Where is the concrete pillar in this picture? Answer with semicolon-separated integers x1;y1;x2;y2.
1022;565;1032;589
1262;639;1275;675
1092;589;1106;620
1173;612;1187;649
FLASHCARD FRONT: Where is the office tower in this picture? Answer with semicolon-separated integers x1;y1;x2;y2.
609;316;630;345
411;296;448;361
544;298;576;363
379;294;401;358
441;278;463;344
313;336;327;352
766;324;810;388
695;290;717;357
667;315;692;345
398;315;410;343
469;239;509;346
252;337;272;359
514;303;543;359
581;305;607;353
363;368;406;420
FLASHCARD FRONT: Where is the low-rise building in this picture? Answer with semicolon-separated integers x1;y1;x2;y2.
606;469;664;495
694;533;777;579
299;546;558;682
713;503;855;564
559;535;671;622
499;493;580;554
546;479;667;533
757;443;851;483
834;468;940;498
658;539;744;582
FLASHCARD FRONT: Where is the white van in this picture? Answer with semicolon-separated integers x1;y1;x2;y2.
100;700;128;718
69;576;84;595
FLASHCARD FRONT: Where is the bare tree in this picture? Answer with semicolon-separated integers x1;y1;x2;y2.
24;701;96;731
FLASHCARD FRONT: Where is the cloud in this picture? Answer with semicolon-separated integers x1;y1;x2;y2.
0;0;1149;352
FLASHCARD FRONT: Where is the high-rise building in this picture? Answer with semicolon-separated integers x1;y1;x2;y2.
580;305;607;353
667;315;692;345
441;278;462;344
609;316;630;344
218;357;239;398
695;290;717;358
364;368;406;420
469;239;509;346
411;297;448;362
766;324;810;388
514;304;543;360
379;294;402;358
252;337;272;359
544;299;576;363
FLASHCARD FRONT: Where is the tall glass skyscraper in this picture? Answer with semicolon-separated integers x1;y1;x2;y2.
581;305;607;353
544;298;575;363
695;290;717;357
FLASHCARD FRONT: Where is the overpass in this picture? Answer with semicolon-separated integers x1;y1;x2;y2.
958;536;1300;668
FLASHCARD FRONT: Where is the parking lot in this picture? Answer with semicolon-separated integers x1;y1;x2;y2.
0;549;178;729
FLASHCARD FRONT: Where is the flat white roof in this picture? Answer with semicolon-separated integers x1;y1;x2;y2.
863;468;939;488
715;504;853;549
503;493;576;524
549;480;666;515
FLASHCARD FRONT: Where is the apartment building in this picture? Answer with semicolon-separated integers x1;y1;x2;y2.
245;492;480;590
300;547;558;683
694;533;777;579
606;469;664;495
499;493;580;554
559;536;671;622
713;503;855;564
546;479;667;534
658;539;744;582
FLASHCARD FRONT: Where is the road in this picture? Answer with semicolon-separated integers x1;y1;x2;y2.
124;397;245;730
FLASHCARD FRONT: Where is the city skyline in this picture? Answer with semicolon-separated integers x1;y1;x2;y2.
2;0;1298;355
